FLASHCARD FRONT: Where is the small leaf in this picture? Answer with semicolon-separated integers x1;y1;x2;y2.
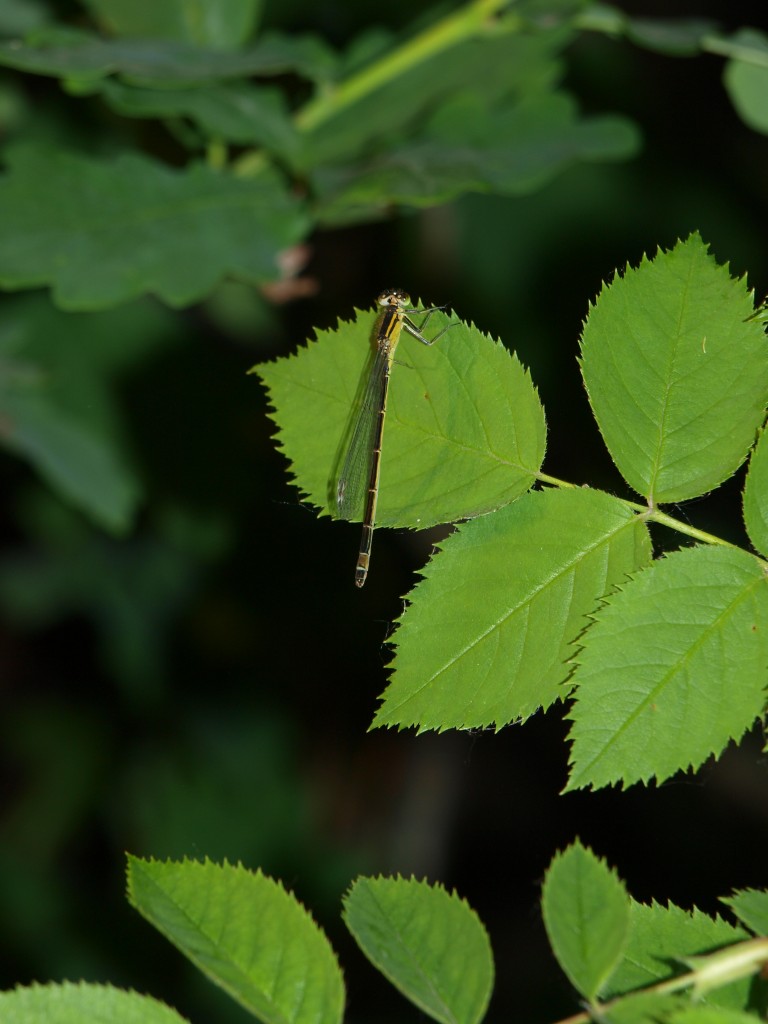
565;545;768;791
127;856;344;1024
607;901;751;1010
374;488;651;731
723;30;768;135
580;234;768;504
79;0;261;49
722;890;768;937
98;79;300;159
0;982;190;1023
314;92;638;216
0;147;308;309
343;876;493;1024
256;305;545;531
541;841;630;1002
743;426;768;557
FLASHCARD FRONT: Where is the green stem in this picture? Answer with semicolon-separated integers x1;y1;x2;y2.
234;0;514;176
295;0;514;134
536;472;741;551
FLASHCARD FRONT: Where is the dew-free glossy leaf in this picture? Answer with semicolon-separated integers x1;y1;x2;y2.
743;426;768;558
606;902;752;1011
0;147;308;309
721;890;768;937
127;857;344;1024
566;546;768;791
0;982;189;1024
542;841;630;1002
669;1010;763;1024
374;488;651;731
344;876;493;1024
580;234;768;503
256;305;545;531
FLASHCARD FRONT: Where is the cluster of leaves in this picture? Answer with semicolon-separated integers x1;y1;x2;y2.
2;845;766;1024
0;1;767;529
259;234;768;791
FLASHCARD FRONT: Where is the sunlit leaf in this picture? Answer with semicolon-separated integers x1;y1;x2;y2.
0;982;189;1024
128;857;344;1024
374;488;651;731
256;303;546;531
566;545;768;791
580;234;768;504
542;841;630;1002
743;426;768;557
344;876;493;1024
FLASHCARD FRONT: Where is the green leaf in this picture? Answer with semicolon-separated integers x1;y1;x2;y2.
0;294;174;530
541;841;630;1002
607;901;751;1009
669;1010;764;1024
580;234;768;504
723;30;768;135
300;23;569;168
98;79;300;159
255;304;546;531
566;545;768;791
314;92;638;218
127;856;345;1024
601;991;687;1024
0;147;308;309
0;28;336;85
374;488;652;732
743;426;768;558
0;390;139;532
626;17;718;56
0;982;190;1023
79;0;262;49
343;876;493;1024
721;890;768;936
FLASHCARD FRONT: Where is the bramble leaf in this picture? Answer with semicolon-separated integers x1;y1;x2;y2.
542;841;630;1002
606;901;752;1010
343;876;493;1024
743;425;768;558
127;857;344;1024
580;234;768;504
314;92;639;218
256;304;546;531
374;488;651;731
0;147;308;309
721;890;768;937
565;545;768;791
0;982;189;1023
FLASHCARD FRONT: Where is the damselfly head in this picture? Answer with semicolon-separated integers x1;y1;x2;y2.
377;288;410;309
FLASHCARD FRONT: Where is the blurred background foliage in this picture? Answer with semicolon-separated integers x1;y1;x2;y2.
0;1;767;1022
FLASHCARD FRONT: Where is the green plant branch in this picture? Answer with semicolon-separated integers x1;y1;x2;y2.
554;936;768;1024
234;0;515;177
294;0;515;134
536;471;744;552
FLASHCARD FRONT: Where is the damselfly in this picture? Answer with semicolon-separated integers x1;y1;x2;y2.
336;289;455;587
